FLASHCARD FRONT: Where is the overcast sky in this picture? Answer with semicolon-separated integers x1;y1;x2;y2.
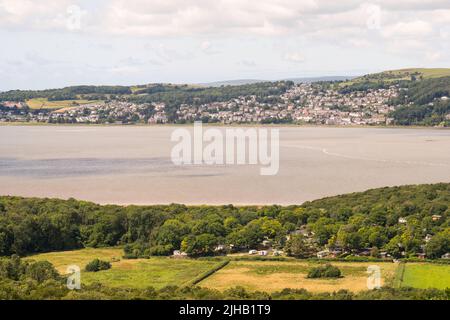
1;0;449;90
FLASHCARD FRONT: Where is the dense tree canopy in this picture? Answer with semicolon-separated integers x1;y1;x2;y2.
0;183;448;259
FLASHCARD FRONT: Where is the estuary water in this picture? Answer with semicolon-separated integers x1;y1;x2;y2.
0;125;449;205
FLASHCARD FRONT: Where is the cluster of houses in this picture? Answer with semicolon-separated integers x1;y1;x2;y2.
1;82;400;125
173;83;399;125
0;101;167;124
172;216;449;260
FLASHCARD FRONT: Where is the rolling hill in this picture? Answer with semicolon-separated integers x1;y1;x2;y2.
343;68;450;86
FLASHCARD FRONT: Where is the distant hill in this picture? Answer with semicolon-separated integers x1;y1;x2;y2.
202;76;355;87
347;68;450;85
284;76;355;84
200;79;266;87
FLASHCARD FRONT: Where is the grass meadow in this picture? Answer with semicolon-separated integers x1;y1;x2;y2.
27;248;449;292
401;263;450;290
27;247;220;289
200;260;398;293
25;98;102;110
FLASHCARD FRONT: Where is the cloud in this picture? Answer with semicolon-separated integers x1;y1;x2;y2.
1;0;450;43
425;51;442;62
1;0;450;90
375;0;450;11
238;60;257;67
97;0;380;37
200;41;220;55
347;38;373;48
382;20;433;38
0;0;71;30
284;52;305;63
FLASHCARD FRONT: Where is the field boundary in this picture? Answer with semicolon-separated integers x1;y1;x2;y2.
184;260;230;287
392;262;406;288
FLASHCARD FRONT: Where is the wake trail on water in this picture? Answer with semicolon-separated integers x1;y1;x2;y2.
281;144;450;168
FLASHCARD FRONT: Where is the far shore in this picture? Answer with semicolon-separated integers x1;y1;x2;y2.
0;122;449;130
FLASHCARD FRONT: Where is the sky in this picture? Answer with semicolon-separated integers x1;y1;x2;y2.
0;0;450;91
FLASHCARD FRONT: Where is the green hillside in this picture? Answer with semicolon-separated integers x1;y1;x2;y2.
350;68;450;84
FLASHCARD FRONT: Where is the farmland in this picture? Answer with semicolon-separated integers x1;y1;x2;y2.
199;260;398;293
25;98;102;110
27;247;221;289
23;248;450;294
341;68;450;86
400;263;450;290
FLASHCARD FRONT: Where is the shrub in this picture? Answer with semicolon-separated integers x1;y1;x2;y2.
148;244;173;256
185;260;230;286
26;261;60;283
85;259;111;272
307;264;342;278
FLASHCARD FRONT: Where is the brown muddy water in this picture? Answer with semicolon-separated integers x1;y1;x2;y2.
0;125;449;205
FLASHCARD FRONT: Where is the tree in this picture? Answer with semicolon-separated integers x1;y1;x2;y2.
384;236;403;258
311;218;339;246
370;247;380;258
26;261;60;283
336;225;362;250
425;231;449;259
285;235;314;258
223;217;241;231
181;233;218;256
156;219;189;249
260;218;284;239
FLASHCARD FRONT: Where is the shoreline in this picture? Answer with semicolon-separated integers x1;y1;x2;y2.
0;122;449;130
2;182;449;208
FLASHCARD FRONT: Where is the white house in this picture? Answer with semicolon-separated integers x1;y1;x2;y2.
214;244;226;252
173;250;187;257
317;249;330;259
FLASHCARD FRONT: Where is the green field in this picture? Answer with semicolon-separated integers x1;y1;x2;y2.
27;248;450;292
27;248;220;289
25;98;102;110
401;263;450;290
340;68;450;87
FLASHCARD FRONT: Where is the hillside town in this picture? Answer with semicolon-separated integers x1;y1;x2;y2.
0;83;400;125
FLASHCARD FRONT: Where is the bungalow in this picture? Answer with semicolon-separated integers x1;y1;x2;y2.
417;253;426;260
214;244;227;252
262;239;272;247
173;250;188;257
358;249;371;257
272;250;284;256
431;215;442;221
317;249;330;259
398;217;408;224
291;226;311;237
328;249;343;258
